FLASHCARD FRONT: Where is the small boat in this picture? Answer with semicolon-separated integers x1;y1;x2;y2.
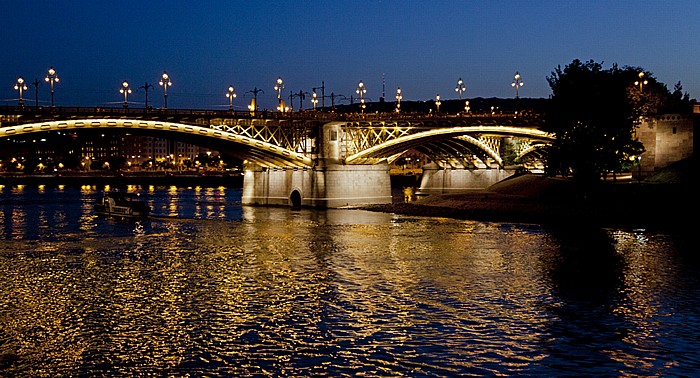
95;191;150;218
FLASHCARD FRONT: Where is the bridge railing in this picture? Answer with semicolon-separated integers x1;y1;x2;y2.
0;105;541;124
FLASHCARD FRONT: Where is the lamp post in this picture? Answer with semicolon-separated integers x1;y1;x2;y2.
312;81;326;110
159;71;172;108
274;77;284;111
356;80;366;113
120;81;132;108
226;85;237;111
435;94;441;113
465;100;470;113
44;67;59;107
311;91;318;111
14;77;28;108
511;71;524;99
395;87;402;112
455;78;466;99
635;72;648;92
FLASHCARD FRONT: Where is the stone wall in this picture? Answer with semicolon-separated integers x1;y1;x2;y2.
637;114;695;178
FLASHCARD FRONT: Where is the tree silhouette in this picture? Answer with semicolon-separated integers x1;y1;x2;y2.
542;59;669;187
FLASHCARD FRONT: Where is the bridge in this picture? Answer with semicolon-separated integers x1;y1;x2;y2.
0;106;553;208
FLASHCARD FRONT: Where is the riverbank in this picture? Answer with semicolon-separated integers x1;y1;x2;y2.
363;172;694;231
0;172;243;188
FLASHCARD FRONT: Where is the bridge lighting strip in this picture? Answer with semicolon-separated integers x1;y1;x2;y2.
345;125;552;164
0;119;312;168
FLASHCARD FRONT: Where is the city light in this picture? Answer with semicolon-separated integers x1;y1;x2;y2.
435;94;441;112
44;67;60;107
159;71;172;108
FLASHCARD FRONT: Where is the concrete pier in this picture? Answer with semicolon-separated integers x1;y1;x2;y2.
241;121;393;208
417;163;515;195
241;163;392;208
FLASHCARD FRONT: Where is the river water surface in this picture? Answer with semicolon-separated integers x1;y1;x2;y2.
0;184;698;376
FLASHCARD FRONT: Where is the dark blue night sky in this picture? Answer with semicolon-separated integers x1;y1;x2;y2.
2;0;699;110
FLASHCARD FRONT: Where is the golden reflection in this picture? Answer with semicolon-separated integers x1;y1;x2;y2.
57;185;65;191
38;185;45;193
167;186;180;217
604;229;675;370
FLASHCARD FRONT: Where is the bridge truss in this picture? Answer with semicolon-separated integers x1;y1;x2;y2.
0;107;552;170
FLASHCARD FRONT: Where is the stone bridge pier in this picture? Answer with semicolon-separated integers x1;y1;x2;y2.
241;122;393;208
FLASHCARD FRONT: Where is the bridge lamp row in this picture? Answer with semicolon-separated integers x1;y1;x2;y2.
11;67;59;108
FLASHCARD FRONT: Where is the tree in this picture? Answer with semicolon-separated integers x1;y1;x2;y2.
543;59;663;187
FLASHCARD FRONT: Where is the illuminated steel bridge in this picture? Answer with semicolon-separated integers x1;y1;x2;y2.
0;106;553;207
0;106;551;168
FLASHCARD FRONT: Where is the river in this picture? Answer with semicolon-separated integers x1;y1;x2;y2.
0;184;698;376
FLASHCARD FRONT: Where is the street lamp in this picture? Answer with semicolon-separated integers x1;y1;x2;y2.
274;76;284;104
511;71;524;99
311;91;318;110
226;85;237;111
13;77;28;107
274;77;286;112
159;71;172;108
120;81;132;108
356;80;366;113
395;87;402;112
435;94;441;112
455;78;466;99
44;67;59;107
635;72;648;92
465;100;470;113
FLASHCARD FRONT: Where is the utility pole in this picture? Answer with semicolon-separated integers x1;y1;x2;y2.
329;93;347;112
30;78;40;109
312;81;326;110
292;90;308;111
140;82;154;109
247;87;264;113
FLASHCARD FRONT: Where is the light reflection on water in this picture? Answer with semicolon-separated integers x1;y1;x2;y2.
0;185;698;376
